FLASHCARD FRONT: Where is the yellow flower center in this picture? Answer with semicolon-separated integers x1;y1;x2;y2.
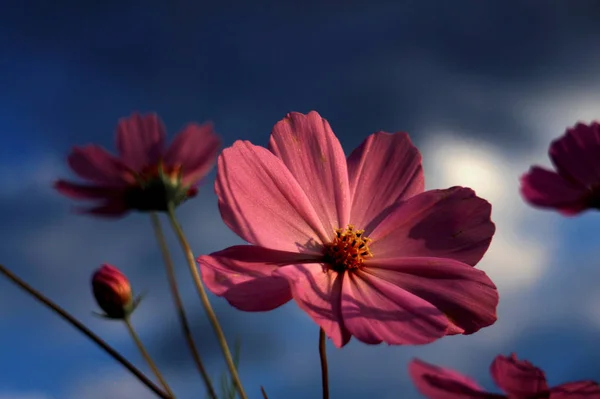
324;224;373;272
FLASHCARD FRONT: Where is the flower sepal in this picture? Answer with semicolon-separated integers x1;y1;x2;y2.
124;161;196;213
156;161;197;208
92;292;145;321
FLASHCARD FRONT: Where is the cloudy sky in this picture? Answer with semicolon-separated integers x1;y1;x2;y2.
2;1;600;398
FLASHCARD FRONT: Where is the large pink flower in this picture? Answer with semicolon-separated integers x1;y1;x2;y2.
55;113;220;217
198;111;498;347
409;354;600;399
520;122;600;216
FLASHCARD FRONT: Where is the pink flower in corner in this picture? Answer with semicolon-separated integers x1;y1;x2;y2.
520;122;600;216
198;111;498;348
55;113;220;217
409;354;600;399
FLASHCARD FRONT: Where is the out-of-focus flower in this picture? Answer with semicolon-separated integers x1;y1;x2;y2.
409;354;600;399
197;111;498;348
55;113;220;217
92;264;135;319
520;122;600;216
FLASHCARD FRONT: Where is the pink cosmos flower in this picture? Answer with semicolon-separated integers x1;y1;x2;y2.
409;354;600;399
198;111;498;347
55;113;220;217
520;122;600;216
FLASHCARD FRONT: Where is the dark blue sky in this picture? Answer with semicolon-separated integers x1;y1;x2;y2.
2;2;600;398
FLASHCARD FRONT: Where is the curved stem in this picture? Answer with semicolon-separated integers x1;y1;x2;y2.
319;328;329;399
166;204;248;399
149;212;218;399
261;386;269;399
0;264;169;399
124;318;175;397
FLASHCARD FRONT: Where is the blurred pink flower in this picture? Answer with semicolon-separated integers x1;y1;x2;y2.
92;264;134;319
409;354;600;399
55;113;220;217
520;122;600;216
198;111;498;347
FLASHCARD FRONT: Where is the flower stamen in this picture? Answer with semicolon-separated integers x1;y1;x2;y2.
324;224;373;272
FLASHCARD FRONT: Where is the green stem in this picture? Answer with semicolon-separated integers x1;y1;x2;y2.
166;204;248;399
124;318;175;398
319;328;329;399
149;212;218;399
0;264;169;399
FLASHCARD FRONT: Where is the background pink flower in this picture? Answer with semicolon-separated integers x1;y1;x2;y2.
409;354;600;399
55;113;220;217
198;111;498;347
520;122;600;216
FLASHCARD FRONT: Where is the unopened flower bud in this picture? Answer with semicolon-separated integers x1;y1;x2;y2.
91;264;134;319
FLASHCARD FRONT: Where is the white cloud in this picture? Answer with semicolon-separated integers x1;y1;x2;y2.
513;83;600;329
518;88;600;145
0;154;64;198
66;370;156;399
65;361;266;399
419;131;554;291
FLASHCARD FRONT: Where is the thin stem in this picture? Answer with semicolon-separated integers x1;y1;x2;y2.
124;318;175;397
0;264;169;399
319;328;329;399
260;386;269;399
149;212;218;399
166;204;248;399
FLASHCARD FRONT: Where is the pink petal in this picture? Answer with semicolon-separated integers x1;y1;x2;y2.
67;145;128;185
368;187;495;265
408;359;491;399
54;180;124;200
268;111;350;236
520;167;590;215
550;123;600;187
347;131;424;232
364;257;498;335
550;381;600;399
273;265;351;348
215;140;328;251
198;246;318;312
445;323;465;335
340;270;448;345
115;113;166;170
490;353;548;398
164;122;221;186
